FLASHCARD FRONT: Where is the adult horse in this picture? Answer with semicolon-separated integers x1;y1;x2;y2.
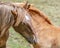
0;4;15;48
13;2;60;48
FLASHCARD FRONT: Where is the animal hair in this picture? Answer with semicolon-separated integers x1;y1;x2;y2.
28;5;53;25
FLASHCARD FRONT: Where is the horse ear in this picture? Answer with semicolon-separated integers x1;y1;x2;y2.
11;9;23;26
11;9;17;16
23;1;30;9
11;9;19;26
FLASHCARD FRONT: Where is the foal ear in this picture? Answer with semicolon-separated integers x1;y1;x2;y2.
23;1;30;9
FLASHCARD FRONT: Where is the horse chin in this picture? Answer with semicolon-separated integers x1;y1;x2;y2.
24;35;37;44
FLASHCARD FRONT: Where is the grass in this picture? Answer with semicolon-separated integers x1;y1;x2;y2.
1;0;60;48
7;27;31;48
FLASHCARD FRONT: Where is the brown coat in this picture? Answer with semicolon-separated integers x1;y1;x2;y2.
25;4;60;48
14;2;60;48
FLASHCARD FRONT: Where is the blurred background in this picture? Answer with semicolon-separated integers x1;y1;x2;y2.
0;0;60;48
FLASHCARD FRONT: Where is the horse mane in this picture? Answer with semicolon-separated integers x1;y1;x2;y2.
28;5;53;25
0;2;16;8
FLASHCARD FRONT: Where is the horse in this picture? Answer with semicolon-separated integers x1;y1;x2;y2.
0;2;36;48
1;2;60;48
0;3;20;48
0;4;15;48
12;2;60;48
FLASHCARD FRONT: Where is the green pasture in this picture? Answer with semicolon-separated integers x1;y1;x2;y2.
0;0;60;48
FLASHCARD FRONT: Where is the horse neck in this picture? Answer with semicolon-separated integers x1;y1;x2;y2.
30;14;52;30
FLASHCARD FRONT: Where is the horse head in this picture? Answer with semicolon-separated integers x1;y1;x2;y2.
12;2;53;48
11;5;37;44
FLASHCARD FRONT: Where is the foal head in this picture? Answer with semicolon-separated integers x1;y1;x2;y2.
11;2;54;48
11;4;36;44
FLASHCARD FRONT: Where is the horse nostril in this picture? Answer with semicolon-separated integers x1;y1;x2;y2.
26;37;34;44
25;35;36;44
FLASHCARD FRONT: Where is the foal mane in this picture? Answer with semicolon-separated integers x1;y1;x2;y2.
28;5;53;25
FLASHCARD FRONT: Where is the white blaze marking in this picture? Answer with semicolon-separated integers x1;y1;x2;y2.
25;14;30;21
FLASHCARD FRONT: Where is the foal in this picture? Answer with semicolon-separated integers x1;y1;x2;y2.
13;2;60;48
